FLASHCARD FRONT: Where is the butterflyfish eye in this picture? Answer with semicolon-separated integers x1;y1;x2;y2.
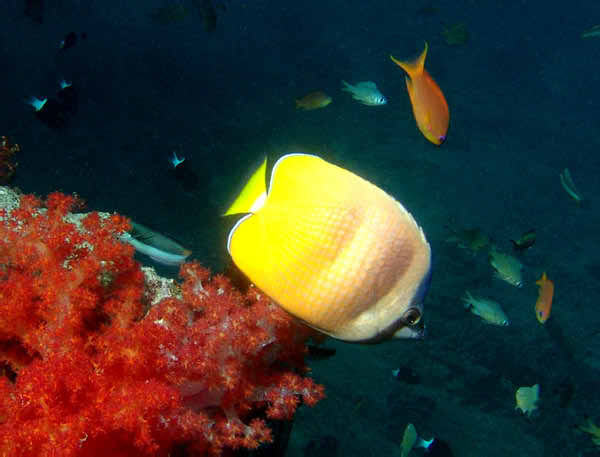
403;308;422;326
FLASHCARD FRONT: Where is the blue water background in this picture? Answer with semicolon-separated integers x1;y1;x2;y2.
1;1;600;456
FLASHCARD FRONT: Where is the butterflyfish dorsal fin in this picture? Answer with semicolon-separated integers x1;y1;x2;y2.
224;157;268;216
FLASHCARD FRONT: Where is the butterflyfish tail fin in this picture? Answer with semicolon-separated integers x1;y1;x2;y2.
391;41;428;78
224;157;268;216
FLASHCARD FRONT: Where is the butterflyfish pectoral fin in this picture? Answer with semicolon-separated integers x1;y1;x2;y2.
224;157;268;216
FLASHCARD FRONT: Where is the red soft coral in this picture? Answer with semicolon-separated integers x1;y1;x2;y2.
0;192;139;361
0;192;324;457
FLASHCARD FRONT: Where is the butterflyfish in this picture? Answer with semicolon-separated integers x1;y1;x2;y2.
390;42;450;145
225;153;432;343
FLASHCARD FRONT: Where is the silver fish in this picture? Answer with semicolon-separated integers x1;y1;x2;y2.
462;291;509;326
341;80;387;106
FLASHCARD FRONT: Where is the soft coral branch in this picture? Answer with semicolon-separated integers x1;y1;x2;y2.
0;191;324;457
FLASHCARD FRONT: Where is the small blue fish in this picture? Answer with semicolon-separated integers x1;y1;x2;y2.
341;80;387;106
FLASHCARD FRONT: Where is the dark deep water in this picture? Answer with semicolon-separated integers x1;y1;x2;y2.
2;1;600;456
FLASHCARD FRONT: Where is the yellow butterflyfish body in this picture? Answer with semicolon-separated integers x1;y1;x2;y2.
226;153;432;343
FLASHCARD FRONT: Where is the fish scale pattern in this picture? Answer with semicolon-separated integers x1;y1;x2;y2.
266;196;414;334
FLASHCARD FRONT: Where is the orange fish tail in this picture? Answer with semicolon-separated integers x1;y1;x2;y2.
390;41;428;78
535;271;547;286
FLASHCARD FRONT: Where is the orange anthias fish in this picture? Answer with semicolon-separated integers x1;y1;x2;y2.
390;42;449;145
295;91;332;110
535;272;554;324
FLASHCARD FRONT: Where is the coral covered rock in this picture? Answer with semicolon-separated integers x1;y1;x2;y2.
0;189;323;457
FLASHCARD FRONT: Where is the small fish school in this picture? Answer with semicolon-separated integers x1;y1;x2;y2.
295;42;449;145
446;225;554;328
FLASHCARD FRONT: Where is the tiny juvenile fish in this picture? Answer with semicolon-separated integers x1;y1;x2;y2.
444;226;490;252
582;24;600;39
58;31;86;52
535;272;554;324
578;419;600;446
489;248;523;287
462;291;509;326
295;91;332;110
511;229;536;252
559;168;583;205
341;80;387;106
515;384;539;417
400;423;435;457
